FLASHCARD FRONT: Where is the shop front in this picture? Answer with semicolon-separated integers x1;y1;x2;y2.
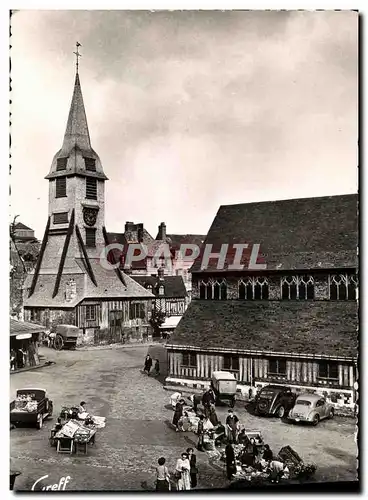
10;318;45;371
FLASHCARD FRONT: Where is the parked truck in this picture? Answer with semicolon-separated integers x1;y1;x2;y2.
10;388;53;429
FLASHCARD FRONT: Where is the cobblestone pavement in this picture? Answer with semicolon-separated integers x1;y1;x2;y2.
10;346;357;491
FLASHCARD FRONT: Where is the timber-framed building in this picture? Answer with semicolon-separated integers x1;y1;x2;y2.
166;194;358;410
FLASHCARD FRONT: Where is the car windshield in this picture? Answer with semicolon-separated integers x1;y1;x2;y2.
259;390;276;398
296;400;311;406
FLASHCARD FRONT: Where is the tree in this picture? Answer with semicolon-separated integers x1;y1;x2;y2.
149;308;166;337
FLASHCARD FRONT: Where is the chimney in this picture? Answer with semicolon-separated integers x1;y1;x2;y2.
125;221;134;232
137;223;144;243
157;222;166;240
158;266;165;279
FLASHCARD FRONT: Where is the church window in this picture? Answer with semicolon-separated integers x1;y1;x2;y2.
85;305;96;321
268;358;287;376
55;177;67;198
56;157;68;171
53;212;68;225
318;361;338;380
85;228;96;248
281;275;315;300
84;157;96;172
182;352;197;367
86;178;97;199
199;279;227;300
223;355;239;372
329;274;357;300
238;277;269;299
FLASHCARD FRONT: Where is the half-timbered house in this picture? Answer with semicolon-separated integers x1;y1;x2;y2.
166;194;358;410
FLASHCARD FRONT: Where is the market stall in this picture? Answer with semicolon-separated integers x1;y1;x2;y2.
50;414;105;455
167;391;317;486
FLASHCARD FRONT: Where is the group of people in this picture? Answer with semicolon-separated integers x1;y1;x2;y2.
225;440;288;484
155;448;198;491
10;344;38;370
143;355;160;376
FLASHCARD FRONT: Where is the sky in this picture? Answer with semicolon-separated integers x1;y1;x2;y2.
10;10;358;240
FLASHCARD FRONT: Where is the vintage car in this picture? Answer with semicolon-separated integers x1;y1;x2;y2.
10;388;53;429
288;393;334;426
254;384;296;418
211;371;237;407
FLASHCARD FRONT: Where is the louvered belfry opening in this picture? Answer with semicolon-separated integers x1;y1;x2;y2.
85;228;96;247
84;157;96;171
86;178;97;199
56;177;67;198
56;157;68;171
53;212;68;224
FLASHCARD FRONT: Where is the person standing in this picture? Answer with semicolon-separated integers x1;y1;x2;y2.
175;453;191;490
225;443;236;480
155;457;170;491
154;359;160;376
190;393;201;413
144;354;153;374
187;448;198;489
197;415;205;451
172;402;183;432
209;404;219;427
10;350;16;371
226;409;239;444
263;444;273;463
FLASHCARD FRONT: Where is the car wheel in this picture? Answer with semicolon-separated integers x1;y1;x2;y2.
312;414;320;426
276;406;285;418
329;408;334;419
37;415;43;429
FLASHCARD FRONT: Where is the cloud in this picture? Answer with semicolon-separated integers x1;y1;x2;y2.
10;10;358;239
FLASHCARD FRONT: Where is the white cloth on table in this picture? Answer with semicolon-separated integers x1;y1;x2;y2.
203;418;214;431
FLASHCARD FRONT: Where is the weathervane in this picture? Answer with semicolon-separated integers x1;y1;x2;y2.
73;42;82;73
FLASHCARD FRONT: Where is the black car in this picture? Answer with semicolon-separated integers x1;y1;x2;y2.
254;385;296;418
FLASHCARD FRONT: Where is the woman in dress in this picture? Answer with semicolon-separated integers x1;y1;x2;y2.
225;443;237;480
155;457;170;491
187;448;198;488
175;452;191;490
172;402;183;432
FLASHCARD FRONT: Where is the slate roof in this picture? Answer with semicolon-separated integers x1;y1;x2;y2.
10;318;45;337
132;275;187;298
23;257;154;308
190;194;358;273
14;222;33;231
167;300;358;360
166;234;206;249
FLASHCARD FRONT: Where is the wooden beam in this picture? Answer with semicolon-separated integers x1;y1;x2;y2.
52;210;75;298
75;224;97;287
102;226;126;286
28;216;51;297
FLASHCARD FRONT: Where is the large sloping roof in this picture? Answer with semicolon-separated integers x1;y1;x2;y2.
167;300;358;360
191;194;358;272
132;275;187;298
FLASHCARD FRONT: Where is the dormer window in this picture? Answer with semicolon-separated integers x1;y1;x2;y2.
158;285;164;296
147;284;153;291
56;157;68;171
84;157;96;172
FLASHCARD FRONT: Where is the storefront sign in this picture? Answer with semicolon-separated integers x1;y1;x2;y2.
31;475;71;491
16;333;32;340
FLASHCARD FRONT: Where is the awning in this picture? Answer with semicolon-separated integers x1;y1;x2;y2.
10;318;45;338
159;316;182;330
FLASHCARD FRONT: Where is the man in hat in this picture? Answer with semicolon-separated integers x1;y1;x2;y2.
225;409;239;444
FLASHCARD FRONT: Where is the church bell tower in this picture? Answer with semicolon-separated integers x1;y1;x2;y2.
44;44;108;261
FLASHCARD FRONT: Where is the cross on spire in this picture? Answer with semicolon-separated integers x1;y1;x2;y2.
73;42;82;74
